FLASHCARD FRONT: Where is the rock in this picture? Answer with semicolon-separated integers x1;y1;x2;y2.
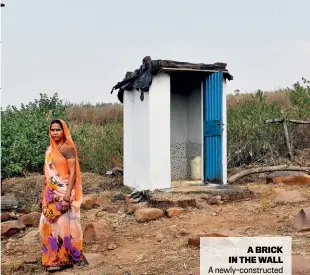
126;202;147;215
274;190;307;204
84;253;105;267
1;194;19;210
292;255;310;274
148;195;197;209
1;213;11;222
107;243;117;250
188;230;241;247
81;196;95;210
23;229;40;246
84;223;96;243
188;233;211;247
24;254;38;264
96;193;110;207
20;212;41;227
273;175;310;185
134;208;165;223
292;208;310;232
166;207;184;218
267;171;310;185
1;220;26;237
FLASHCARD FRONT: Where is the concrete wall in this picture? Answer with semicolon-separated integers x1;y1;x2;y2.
123;88;150;190
170;74;202;180
123;73;171;191
149;73;171;190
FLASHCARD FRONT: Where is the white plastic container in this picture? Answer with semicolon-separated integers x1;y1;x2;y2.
190;156;201;180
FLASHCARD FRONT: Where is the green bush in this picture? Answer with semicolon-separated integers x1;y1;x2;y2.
1;93;67;178
227;78;310;167
287;77;310;118
1;93;123;179
227;93;284;167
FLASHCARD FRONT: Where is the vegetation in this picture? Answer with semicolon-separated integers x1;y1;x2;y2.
227;78;310;167
1;79;309;179
1;94;122;178
1;94;67;178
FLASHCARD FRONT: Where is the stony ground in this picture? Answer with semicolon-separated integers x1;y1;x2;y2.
1;173;310;275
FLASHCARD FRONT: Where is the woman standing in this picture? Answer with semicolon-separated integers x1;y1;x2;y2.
39;119;88;272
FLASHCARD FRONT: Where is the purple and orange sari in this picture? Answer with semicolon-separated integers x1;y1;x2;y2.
39;120;87;268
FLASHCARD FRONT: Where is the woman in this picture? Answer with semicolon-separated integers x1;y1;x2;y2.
39;119;88;272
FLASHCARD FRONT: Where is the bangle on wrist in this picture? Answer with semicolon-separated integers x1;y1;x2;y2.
63;197;70;202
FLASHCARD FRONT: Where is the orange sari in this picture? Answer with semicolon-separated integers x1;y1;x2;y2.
39;120;87;268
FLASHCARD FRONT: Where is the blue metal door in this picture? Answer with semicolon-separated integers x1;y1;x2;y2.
204;72;223;184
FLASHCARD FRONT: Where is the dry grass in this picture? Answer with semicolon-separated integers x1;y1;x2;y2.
68;90;291;124
66;103;123;126
227;89;290;108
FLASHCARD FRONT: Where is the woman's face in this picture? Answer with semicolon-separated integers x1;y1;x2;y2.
50;123;64;142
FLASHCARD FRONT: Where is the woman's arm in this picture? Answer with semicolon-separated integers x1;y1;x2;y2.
65;158;76;199
61;146;77;211
62;158;76;211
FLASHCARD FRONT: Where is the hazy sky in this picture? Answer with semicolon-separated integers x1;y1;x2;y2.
1;0;310;108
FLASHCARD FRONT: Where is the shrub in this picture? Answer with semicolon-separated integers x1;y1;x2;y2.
1;93;67;178
227;78;310;167
227;92;285;167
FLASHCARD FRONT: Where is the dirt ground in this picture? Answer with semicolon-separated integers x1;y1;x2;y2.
1;173;310;275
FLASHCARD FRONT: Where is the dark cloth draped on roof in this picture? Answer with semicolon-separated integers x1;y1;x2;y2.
111;60;233;103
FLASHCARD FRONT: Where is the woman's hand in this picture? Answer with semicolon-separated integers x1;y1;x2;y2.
61;199;70;212
38;199;42;210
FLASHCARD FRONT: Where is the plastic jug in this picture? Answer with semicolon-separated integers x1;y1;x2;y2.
190;156;201;180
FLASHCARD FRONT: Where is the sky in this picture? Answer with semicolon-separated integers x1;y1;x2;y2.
1;0;310;108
